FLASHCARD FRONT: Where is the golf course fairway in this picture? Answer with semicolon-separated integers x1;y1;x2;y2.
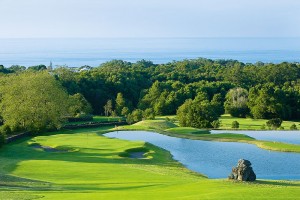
0;127;299;200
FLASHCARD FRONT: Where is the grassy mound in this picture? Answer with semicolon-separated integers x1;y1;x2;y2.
165;127;210;134
123;120;178;130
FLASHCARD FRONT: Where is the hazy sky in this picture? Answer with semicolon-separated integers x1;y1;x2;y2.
0;0;299;38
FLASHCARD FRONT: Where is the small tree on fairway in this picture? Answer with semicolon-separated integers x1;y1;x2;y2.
290;124;298;130
266;118;282;130
232;121;239;129
211;120;221;129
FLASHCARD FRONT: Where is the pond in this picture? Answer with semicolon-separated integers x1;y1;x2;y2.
211;130;300;145
104;131;300;180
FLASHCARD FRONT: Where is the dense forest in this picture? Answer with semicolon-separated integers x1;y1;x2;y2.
0;58;299;140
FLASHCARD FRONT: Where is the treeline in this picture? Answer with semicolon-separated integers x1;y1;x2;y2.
0;58;299;138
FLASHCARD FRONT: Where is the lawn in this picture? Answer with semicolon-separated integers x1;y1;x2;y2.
0;127;299;199
219;114;300;130
65;116;123;125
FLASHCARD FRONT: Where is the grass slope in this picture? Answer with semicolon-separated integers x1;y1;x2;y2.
0;127;299;199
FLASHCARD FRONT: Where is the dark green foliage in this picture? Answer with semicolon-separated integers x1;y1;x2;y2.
231;121;240;129
1;124;12;135
27;65;47;71
290;124;298;130
266;118;283;130
211;120;221;128
143;108;155;120
1;58;299;126
224;88;249;118
177;94;221;129
126;113;134;125
69;93;93;116
0;131;5;147
248;84;293;120
131;109;143;122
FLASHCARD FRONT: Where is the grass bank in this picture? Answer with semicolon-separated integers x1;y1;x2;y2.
0;126;299;199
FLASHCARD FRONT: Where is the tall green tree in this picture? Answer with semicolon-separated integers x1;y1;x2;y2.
0;71;70;133
224;88;249;118
115;93;126;116
177;96;220;128
103;100;113;116
69;93;93;116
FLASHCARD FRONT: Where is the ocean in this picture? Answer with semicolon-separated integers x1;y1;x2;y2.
0;38;300;67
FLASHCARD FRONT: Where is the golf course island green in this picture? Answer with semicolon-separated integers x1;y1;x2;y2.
0;124;299;200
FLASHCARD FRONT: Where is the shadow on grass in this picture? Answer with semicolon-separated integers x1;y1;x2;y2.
255;180;300;187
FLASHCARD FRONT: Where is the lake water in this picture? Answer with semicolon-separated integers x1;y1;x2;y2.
212;130;300;145
104;131;300;180
1;38;300;67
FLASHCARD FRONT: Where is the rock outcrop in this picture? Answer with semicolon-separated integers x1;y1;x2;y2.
228;159;256;181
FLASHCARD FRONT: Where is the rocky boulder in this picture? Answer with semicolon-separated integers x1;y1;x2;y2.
228;159;256;181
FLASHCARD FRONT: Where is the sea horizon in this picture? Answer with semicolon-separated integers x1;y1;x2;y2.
1;37;300;67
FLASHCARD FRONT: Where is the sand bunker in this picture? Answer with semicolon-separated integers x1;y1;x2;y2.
129;152;145;159
32;145;67;152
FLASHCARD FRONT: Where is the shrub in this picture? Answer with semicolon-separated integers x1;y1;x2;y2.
132;109;143;122
266;118;282;130
126;113;134;125
211;120;221;128
1;124;11;135
278;126;284;130
232;121;239;129
260;124;266;130
143;108;155;120
290;124;298;130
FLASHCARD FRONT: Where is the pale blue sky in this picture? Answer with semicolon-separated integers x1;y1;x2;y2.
0;0;299;38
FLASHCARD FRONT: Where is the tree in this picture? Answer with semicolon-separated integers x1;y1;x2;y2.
69;93;93;116
231;121;239;129
131;109;143;122
177;97;220;129
103;100;113;116
211;120;221;128
224;88;249;118
0;71;70;133
143;108;155;120
115;93;126;116
266;118;282;130
126;113;134;125
121;107;130;117
290;124;298;130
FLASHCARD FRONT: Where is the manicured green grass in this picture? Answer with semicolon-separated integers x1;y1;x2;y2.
165;127;210;134
119;120;178;131
65;116;123;125
0;127;299;199
219;114;300;130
